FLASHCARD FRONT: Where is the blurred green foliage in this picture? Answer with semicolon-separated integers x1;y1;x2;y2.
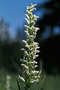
0;68;60;90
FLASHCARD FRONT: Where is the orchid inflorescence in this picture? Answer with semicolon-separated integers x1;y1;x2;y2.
19;3;41;89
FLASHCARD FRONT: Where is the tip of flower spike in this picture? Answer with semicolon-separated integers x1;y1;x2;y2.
31;3;37;7
27;3;37;10
31;3;33;6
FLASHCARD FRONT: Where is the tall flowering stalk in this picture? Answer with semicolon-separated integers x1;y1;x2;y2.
19;3;41;90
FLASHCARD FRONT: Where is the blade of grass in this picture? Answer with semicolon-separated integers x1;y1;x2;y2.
16;78;21;90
